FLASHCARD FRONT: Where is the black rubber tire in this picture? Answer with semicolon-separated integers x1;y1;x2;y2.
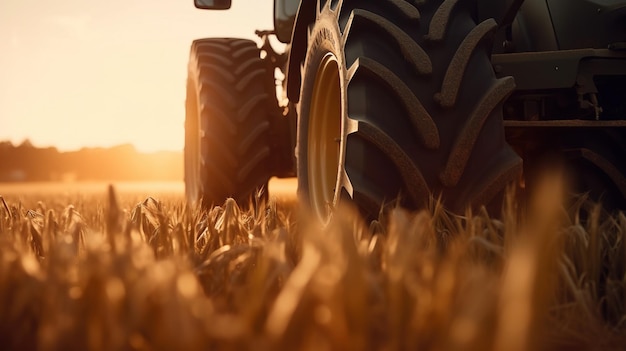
573;129;626;212
185;38;275;207
523;128;626;214
297;0;523;217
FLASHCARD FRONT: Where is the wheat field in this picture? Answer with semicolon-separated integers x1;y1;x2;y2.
0;177;625;350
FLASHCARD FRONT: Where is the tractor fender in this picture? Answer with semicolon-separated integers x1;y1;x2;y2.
546;0;626;50
510;0;559;52
477;0;525;27
285;0;316;103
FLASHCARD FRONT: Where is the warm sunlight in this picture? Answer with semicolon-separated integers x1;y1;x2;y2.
0;1;274;152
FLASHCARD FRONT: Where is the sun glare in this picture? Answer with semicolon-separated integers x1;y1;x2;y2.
0;0;274;153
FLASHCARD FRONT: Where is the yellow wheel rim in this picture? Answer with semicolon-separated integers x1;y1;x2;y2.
308;53;342;221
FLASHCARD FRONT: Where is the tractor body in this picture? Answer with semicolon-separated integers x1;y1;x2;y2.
186;0;626;216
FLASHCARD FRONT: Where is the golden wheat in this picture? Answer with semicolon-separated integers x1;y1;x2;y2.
0;179;625;350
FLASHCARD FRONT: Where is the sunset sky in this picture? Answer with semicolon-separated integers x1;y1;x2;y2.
0;1;274;152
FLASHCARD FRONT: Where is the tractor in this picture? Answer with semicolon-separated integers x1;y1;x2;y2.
184;0;626;220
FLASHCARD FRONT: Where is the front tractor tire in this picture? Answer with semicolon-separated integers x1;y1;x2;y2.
297;0;523;220
185;38;276;208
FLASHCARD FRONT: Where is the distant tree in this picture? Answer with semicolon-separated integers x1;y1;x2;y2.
18;139;34;148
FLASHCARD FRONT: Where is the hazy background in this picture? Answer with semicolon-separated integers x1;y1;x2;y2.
0;0;274;153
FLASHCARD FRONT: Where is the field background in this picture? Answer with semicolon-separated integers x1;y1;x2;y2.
1;178;625;351
0;179;297;203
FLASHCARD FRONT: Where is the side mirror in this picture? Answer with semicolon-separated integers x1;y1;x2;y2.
194;0;231;10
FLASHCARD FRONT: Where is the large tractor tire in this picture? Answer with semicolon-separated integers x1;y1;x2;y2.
297;0;523;220
522;128;626;214
564;130;626;213
185;38;276;207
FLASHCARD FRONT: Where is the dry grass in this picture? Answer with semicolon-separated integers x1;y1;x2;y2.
1;177;625;351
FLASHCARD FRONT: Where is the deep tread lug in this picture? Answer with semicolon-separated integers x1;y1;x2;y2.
358;122;431;206
239;93;269;123
197;63;236;84
236;68;266;92
424;0;459;42
237;147;271;183
440;76;516;187
198;78;236;107
345;9;432;75
233;45;259;59
386;0;421;21
435;19;498;107
352;57;439;149
239;121;270;154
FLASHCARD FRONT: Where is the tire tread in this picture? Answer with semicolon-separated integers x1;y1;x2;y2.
186;39;275;206
336;0;521;212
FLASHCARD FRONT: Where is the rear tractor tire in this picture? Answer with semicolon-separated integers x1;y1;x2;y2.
521;128;626;214
185;38;278;208
297;0;523;221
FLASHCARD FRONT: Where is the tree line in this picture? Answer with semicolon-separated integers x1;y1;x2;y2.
0;140;183;181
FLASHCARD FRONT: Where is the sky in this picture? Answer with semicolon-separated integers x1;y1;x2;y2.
0;0;274;152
